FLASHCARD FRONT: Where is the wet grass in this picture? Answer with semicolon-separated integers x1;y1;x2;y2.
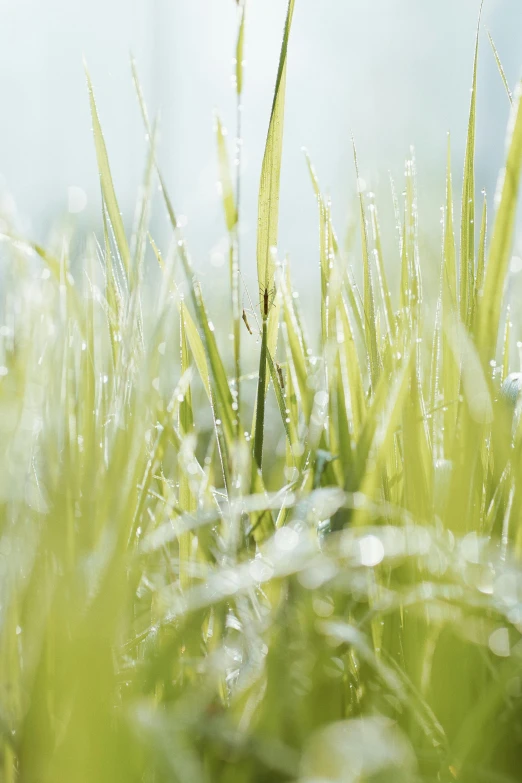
1;2;522;781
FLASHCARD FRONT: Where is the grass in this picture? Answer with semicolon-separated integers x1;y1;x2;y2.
1;2;522;781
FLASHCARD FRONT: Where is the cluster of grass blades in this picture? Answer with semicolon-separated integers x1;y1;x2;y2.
3;1;522;781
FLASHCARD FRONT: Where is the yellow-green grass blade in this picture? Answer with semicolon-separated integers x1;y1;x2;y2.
445;320;493;533
253;0;294;469
429;290;443;452
215;113;241;430
266;348;293;450
459;7;482;327
319;199;329;348
342;266;365;346
487;29;513;105
85;65;131;283
477;82;522;364
178;311;196;589
236;3;245;96
256;0;295;301
132;119;157;278
216;115;237;233
132;61;237;451
353;140;379;388
281;277;311;421
304;148;322;201
352;350;413;522
179;300;211;403
443;135;457;313
501;306;511;382
404;154;422;324
402;363;432;522
369;195;393;340
253;322;269;469
440;137;461;456
475;191;487;304
338;294;366;442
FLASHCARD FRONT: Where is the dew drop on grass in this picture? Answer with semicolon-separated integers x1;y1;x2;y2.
358;535;385;567
274;527;299;552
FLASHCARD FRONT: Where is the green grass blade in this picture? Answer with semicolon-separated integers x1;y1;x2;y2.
353;140;379;388
85;65;131;283
477;82;522;363
443;135;457;313
215;115;237;233
253;0;295;468
236;3;246;96
256;0;295;301
459;7;482;327
487;29;513;105
369;195;393;340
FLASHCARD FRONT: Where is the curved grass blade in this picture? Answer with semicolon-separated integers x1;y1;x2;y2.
85;64;131;284
477;82;522;364
487;29;513;105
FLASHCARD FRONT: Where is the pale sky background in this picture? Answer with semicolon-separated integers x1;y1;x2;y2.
0;0;520;303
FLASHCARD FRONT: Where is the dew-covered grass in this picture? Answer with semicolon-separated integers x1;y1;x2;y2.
2;2;522;781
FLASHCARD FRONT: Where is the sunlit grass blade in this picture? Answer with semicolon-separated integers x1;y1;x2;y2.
85;65;131;283
459;6;482;327
353;140;380;388
443;135;457;312
475;190;487;301
502;306;511;382
253;0;295;469
487;29;513;105
477;82;522;364
132;59;237;452
256;0;295;301
352;349;412;498
215;113;241;432
235;2;246;96
215;115;237;233
369;195;393;340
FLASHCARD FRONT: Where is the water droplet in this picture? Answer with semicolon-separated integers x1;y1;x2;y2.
358;535;385;567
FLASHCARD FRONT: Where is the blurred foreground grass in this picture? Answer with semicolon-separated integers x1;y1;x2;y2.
2;2;522;781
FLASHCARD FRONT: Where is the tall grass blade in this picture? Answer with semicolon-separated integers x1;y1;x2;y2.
85;65;131;282
477;82;522;363
459;7;482;326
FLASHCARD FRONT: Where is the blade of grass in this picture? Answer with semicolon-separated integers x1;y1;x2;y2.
85;64;131;284
253;0;295;470
477;82;522;364
487;29;513;105
459;5;483;327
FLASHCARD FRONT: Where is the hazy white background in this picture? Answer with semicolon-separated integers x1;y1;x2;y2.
0;0;521;299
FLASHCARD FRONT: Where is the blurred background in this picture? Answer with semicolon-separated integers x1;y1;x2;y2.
0;0;521;307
